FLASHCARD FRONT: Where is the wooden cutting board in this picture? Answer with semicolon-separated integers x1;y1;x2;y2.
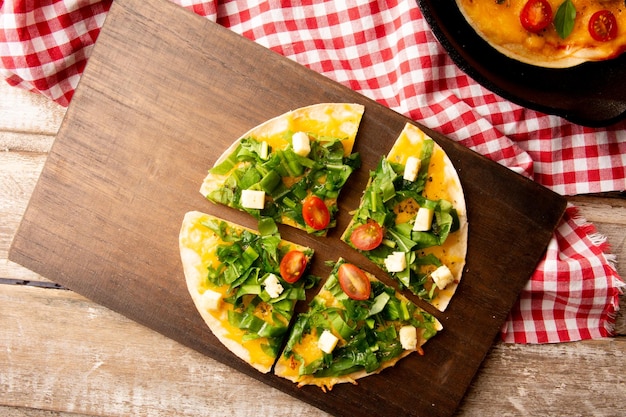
9;0;567;415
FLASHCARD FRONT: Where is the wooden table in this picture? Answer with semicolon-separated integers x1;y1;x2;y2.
2;80;625;417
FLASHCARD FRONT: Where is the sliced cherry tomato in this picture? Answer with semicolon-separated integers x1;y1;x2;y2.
589;10;618;42
520;0;553;33
279;250;308;283
337;263;371;301
350;220;384;251
302;195;330;230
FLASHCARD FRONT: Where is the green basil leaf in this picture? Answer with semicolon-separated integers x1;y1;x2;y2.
554;0;576;39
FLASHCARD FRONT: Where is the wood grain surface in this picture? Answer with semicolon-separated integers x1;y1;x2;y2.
5;0;572;416
1;27;625;417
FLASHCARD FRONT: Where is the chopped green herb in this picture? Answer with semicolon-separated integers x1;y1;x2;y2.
281;260;440;379
207;135;359;234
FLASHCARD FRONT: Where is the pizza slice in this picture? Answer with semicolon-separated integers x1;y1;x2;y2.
341;123;468;311
274;258;442;391
200;103;364;236
179;211;316;373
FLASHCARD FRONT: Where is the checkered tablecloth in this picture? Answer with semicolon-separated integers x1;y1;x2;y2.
2;0;624;343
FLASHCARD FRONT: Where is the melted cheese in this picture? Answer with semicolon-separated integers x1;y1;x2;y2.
456;0;626;66
241;103;363;157
394;197;420;224
388;125;427;166
423;147;452;202
288;331;325;375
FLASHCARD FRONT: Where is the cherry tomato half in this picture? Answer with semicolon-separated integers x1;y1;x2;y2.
279;250;308;283
337;263;371;301
589;10;618;42
302;195;330;230
350;220;384;251
520;0;553;33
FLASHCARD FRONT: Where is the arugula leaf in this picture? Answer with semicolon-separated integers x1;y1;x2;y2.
372;158;399;203
367;292;391;317
209;143;242;175
210;136;358;232
554;0;576;39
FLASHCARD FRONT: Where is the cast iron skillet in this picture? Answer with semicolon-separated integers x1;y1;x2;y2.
417;0;626;127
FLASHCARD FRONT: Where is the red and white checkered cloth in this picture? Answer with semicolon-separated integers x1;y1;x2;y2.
2;0;624;343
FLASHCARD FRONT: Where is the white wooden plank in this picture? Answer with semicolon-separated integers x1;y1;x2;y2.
1;284;624;417
0;131;55;153
460;338;626;416
0;284;330;417
0;82;66;138
0;406;92;417
0;151;50;281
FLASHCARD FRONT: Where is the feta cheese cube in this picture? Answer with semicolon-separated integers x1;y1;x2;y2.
200;289;222;311
413;207;434;231
431;265;454;290
384;251;407;273
399;325;418;350
292;131;311;157
240;189;265;209
318;329;339;354
264;273;284;299
403;156;422;182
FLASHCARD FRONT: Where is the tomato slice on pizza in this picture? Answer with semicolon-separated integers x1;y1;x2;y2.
274;258;442;391
200;103;364;235
341;123;468;311
179;211;316;373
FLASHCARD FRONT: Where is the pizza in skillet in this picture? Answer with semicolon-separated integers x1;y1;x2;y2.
341;123;468;312
455;0;626;67
274;258;442;391
179;211;316;373
200;103;364;236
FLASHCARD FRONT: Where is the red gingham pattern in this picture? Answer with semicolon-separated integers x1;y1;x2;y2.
501;206;623;343
0;0;112;106
1;0;624;343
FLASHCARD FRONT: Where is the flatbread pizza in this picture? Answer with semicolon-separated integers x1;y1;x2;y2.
180;108;463;389
274;258;442;391
179;211;315;373
455;0;626;68
200;103;364;235
341;123;468;311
